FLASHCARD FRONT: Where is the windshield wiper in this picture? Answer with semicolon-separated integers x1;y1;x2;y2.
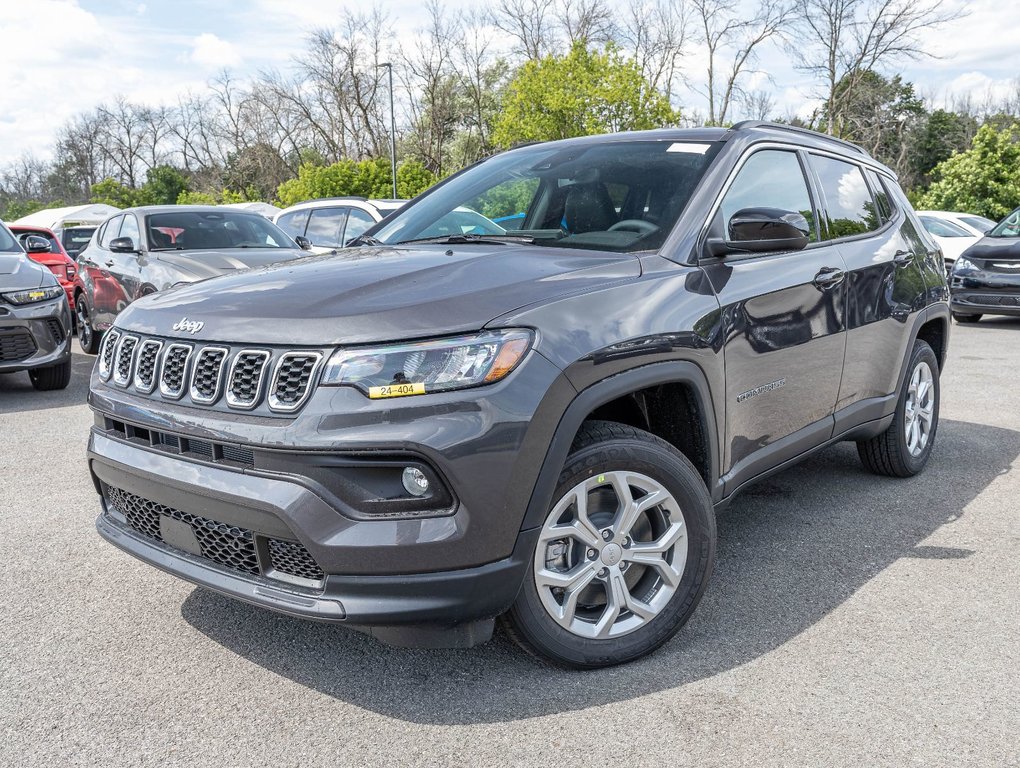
395;234;536;246
346;234;385;246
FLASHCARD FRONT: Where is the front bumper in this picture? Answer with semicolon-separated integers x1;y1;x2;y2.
950;289;1020;316
0;296;72;373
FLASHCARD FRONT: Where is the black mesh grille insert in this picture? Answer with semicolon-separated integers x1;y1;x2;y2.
160;345;190;396
0;329;36;362
45;318;65;345
134;341;161;390
99;331;119;376
228;351;269;407
105;486;323;585
220;444;255;466
114;336;138;384
271;354;320;409
269;539;325;582
191;348;227;401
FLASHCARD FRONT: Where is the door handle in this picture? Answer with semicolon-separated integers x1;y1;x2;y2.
892;249;913;266
813;267;845;289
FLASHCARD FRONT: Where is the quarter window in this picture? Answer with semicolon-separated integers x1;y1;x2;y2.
101;216;123;248
719;150;817;243
811;155;879;239
342;208;376;245
864;169;894;222
305;208;346;248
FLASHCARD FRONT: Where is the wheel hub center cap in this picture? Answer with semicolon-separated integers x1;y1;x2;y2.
601;542;623;566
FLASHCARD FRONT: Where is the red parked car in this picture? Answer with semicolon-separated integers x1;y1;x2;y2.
9;225;77;312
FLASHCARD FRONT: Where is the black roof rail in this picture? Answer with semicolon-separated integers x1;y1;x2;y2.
292;196;369;207
729;120;867;155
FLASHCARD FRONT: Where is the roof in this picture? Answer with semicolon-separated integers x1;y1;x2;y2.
13;203;120;229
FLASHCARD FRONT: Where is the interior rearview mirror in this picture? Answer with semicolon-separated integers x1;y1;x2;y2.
706;207;811;257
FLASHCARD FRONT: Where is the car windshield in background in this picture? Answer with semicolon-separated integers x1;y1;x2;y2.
62;227;95;254
372;140;721;253
961;215;996;233
989;209;1020;238
146;211;293;251
0;225;19;252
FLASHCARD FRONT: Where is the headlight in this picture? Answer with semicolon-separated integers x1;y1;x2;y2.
1;285;65;305
952;256;978;273
321;329;533;399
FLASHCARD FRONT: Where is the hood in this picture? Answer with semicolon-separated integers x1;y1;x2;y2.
154;247;305;280
0;252;53;291
961;237;1020;262
117;244;640;345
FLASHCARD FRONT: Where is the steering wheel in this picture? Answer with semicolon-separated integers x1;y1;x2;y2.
608;219;659;235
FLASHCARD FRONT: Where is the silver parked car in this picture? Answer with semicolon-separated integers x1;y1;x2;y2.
74;206;309;354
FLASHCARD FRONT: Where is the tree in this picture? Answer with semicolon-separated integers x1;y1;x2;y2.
915;123;1020;220
275;158;436;207
910;108;977;186
492;43;680;146
692;0;792;126
793;0;958;137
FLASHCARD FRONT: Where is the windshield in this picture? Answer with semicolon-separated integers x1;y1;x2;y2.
146;211;295;251
0;224;19;252
372;140;720;253
989;209;1020;238
961;215;995;234
62;227;95;255
919;216;972;238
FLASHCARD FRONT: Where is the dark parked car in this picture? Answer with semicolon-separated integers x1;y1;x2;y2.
73;206;307;354
89;123;949;668
949;206;1020;322
10;225;79;312
0;221;72;390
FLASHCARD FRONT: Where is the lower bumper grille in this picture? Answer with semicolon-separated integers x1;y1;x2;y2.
105;485;325;585
0;329;37;362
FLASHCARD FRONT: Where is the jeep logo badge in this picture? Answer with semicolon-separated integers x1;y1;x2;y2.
172;317;204;335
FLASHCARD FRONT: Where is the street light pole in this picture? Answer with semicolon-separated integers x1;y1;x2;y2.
377;62;397;199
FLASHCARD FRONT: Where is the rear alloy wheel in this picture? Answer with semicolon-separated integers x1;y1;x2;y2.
952;312;981;323
505;421;715;668
857;339;940;477
76;295;102;354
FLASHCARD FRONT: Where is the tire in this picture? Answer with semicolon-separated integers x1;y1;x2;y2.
503;420;716;669
952;312;981;323
76;294;102;354
857;339;940;478
29;359;72;391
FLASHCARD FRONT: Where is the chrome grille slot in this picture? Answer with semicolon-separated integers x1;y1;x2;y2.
112;335;139;386
189;346;228;404
133;340;163;393
159;343;193;399
97;330;120;380
226;349;271;409
268;352;322;412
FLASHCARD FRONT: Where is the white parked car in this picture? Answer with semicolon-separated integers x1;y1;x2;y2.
273;198;406;254
915;210;992;270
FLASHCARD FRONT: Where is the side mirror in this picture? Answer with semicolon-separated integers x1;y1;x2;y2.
109;237;137;253
707;208;811;257
24;235;51;253
295;235;312;251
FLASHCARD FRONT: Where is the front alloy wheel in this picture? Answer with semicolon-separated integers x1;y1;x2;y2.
505;421;716;668
903;360;935;458
77;297;102;355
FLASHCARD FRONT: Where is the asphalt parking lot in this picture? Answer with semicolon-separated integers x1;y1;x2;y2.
2;321;1019;767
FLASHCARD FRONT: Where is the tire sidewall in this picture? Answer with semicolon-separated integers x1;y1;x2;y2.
511;433;715;668
894;342;940;473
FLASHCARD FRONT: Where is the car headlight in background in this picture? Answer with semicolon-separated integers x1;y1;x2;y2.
321;329;533;399
952;256;978;274
1;285;65;305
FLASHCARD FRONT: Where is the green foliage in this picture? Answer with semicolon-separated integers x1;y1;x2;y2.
0;199;53;221
176;187;261;205
275;158;437;207
89;178;144;208
916;123;1020;219
492;43;679;147
911;109;977;185
91;165;191;208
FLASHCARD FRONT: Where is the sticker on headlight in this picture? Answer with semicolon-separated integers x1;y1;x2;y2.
368;382;427;399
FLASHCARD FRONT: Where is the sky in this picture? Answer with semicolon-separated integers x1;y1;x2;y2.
0;0;1016;166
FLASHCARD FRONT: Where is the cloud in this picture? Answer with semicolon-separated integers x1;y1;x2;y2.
189;32;242;69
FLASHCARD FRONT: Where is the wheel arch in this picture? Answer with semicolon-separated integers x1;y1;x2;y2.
520;361;721;531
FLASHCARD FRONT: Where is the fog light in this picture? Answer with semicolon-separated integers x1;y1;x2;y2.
402;467;429;497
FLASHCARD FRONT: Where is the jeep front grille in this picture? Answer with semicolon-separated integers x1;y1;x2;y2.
190;346;228;404
100;332;325;414
226;350;270;409
269;352;323;411
106;485;325;586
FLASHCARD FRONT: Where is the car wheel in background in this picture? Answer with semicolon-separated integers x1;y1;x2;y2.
857;340;940;478
504;421;716;668
29;360;72;391
76;295;102;354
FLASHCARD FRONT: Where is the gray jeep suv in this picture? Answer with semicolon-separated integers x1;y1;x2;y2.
89;123;950;667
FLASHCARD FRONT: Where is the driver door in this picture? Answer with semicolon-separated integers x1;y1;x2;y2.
700;148;847;493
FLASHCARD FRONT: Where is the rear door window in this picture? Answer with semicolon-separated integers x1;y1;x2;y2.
305;208;347;248
810;155;879;239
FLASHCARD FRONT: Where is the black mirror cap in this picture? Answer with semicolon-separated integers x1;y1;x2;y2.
708;207;810;255
109;237;137;253
24;235;51;253
295;235;312;251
